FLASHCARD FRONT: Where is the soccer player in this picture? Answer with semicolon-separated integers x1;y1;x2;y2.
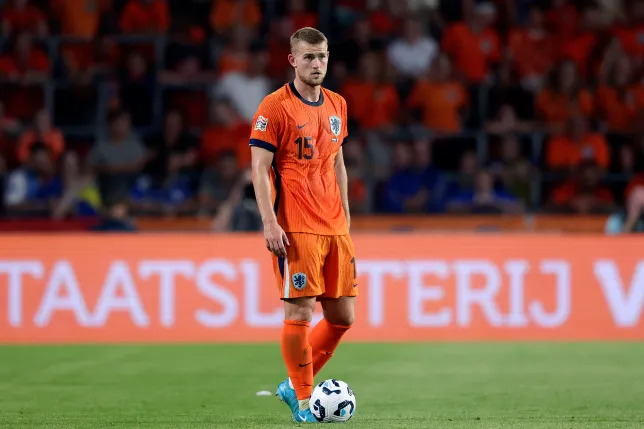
248;27;357;423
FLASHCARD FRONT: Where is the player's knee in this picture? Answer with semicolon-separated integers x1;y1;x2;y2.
285;305;314;322
284;297;316;322
325;311;354;327
335;313;355;327
322;296;355;326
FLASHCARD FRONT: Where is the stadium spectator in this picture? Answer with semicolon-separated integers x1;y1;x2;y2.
330;16;381;75
618;142;636;174
91;198;137;232
133;110;198;212
158;51;213;130
1;0;48;37
0;101;20;203
443;150;478;203
380;139;442;213
4;142;64;213
267;19;294;80
623;131;644;172
285;0;318;32
406;54;468;134
341;51;400;132
210;0;261;36
548;161;615;214
441;1;501;84
118;52;155;127
616;161;644;231
50;161;101;220
214;44;271;124
369;0;407;39
332;0;367;29
546;113;610;172
0;32;50;80
52;0;114;91
386;17;438;78
120;0;170;34
343;138;369;214
216;25;252;77
198;150;240;216
489;133;534;206
446;168;523;214
546;0;579;44
16;109;65;165
0;0;642;222
536;60;593;134
0;33;50;121
595;0;625;27
211;168;261;231
485;104;535;135
507;4;556;92
0;100;21;149
58;36;121;79
52;0;111;38
559;3;605;79
596;52;644;133
605;185;644;233
201;98;250;168
612;0;644;61
625;164;644;203
87;109;146;206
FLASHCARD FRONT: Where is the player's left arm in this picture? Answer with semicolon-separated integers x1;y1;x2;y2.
336;97;351;229
334;147;350;230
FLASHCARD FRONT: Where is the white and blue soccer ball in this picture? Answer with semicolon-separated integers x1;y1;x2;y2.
309;379;356;423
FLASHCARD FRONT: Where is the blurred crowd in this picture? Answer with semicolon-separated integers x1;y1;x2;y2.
1;0;644;231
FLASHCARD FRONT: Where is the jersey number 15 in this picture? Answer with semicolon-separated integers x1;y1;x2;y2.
295;136;314;160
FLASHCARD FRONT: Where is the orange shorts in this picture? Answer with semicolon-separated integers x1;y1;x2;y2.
272;233;359;300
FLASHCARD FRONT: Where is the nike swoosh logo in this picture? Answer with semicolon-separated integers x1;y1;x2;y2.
298;413;306;421
299;361;312;367
297;122;309;129
353;284;358;288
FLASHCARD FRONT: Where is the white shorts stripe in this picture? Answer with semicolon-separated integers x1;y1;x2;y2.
283;257;291;299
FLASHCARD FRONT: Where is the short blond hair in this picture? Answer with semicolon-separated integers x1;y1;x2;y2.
290;27;328;53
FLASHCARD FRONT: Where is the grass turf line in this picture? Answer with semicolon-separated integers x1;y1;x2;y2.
0;343;642;428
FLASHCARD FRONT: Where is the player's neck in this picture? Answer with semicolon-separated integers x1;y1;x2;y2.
293;78;321;103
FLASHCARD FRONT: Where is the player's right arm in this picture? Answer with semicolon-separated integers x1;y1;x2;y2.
251;146;289;257
249;96;290;257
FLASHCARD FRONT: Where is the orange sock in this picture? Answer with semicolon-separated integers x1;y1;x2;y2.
281;320;313;400
309;319;351;376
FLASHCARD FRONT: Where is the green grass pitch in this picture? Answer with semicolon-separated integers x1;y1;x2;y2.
0;343;643;428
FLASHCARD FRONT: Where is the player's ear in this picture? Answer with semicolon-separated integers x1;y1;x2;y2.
288;53;296;68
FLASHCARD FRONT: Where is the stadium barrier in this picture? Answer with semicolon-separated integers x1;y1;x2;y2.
0;233;642;343
0;214;608;232
134;214;608;233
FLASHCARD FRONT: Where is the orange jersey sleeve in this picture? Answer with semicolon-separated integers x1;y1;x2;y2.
249;92;285;153
249;84;349;236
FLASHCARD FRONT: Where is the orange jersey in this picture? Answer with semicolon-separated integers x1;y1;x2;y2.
249;82;349;236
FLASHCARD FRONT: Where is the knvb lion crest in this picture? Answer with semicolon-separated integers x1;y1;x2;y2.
292;272;307;290
329;115;341;137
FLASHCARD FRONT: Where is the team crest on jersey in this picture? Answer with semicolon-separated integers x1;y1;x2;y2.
292;273;307;290
329;116;341;138
254;115;268;132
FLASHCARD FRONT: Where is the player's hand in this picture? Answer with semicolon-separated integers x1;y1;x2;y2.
264;222;290;257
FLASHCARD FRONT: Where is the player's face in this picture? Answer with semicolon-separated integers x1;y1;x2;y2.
289;42;329;87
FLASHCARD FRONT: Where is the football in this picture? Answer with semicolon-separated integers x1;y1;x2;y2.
309;379;356;423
